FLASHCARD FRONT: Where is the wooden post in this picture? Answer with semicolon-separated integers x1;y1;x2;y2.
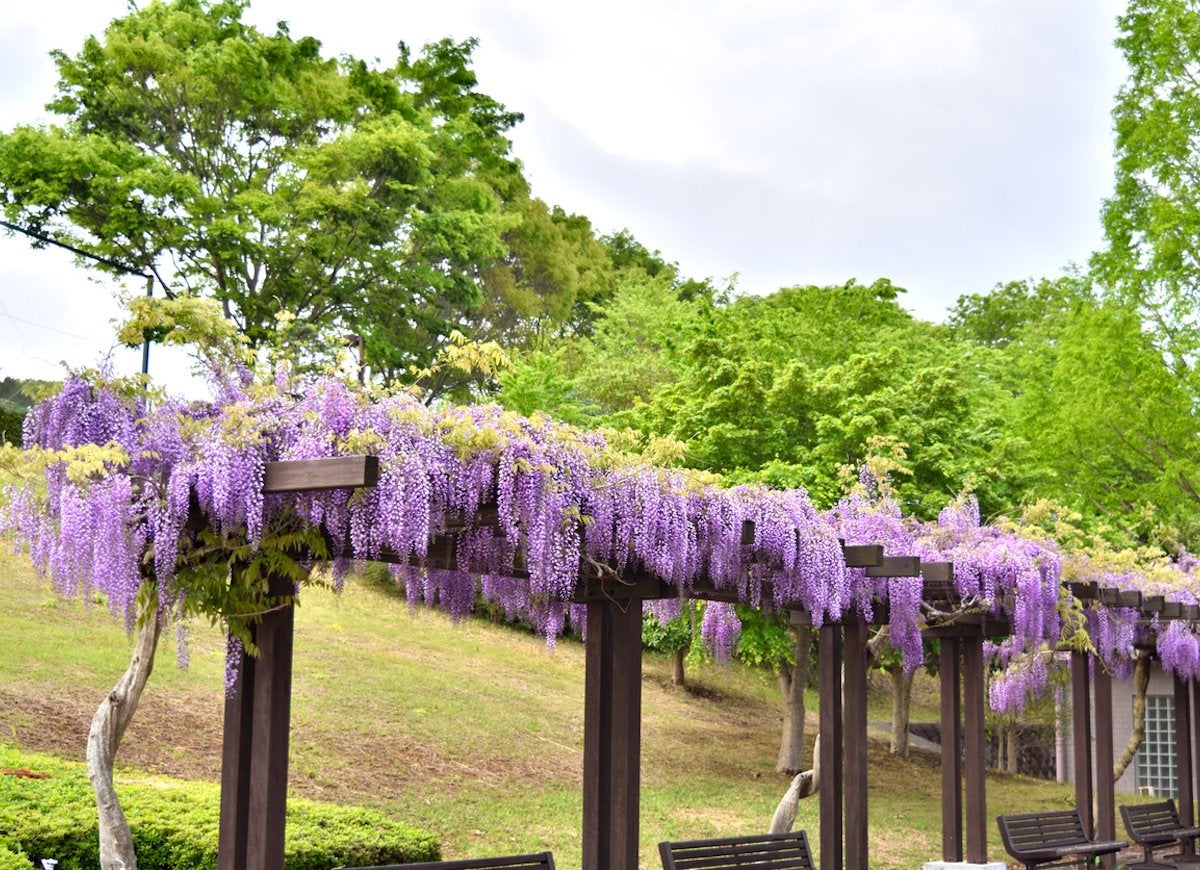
818;624;843;870
843;621;869;870
218;571;295;870
582;598;643;870
217;456;378;870
1193;681;1200;829
962;631;988;863
1094;663;1116;870
1071;650;1094;838
1176;676;1196;857
939;637;963;862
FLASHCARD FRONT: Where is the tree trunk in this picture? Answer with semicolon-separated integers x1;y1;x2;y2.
1006;722;1019;774
888;665;913;757
671;648;686;686
1113;651;1152;782
996;724;1006;771
87;596;161;870
770;733;820;834
776;624;811;774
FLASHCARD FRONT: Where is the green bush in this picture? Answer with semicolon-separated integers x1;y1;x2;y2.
0;406;24;446
0;746;438;869
0;846;30;870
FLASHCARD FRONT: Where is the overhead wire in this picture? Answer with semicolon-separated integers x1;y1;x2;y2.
0;219;161;375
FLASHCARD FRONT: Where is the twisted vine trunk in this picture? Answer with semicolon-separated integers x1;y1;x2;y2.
671;649;686;686
889;666;913;757
770;733;820;834
776;624;811;774
87;597;161;870
1113;651;1152;782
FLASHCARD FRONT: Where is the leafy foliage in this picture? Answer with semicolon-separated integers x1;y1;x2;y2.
0;0;557;396
0;745;438;869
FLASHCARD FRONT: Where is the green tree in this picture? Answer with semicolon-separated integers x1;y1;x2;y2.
0;0;521;391
495;272;706;421
947;276;1091;349
1011;301;1200;546
635;280;1011;516
1094;0;1200;390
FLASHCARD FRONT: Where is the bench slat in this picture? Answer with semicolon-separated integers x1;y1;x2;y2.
1122;799;1200;866
659;831;815;870
335;853;555;870
998;809;1127;869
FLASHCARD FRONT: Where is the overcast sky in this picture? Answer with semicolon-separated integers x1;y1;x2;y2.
0;0;1128;395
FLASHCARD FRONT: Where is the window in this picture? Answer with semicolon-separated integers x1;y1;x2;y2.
1135;695;1178;799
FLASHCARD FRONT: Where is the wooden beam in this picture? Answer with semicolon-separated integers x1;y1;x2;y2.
218;571;295;870
843;622;869;870
1176;677;1196;858
582;598;643;870
921;562;953;584
939;637;963;862
865;556;921;578
1071;650;1094;838
962;632;988;863
1193;685;1200;831
818;624;843;870
263;455;379;493
1069;581;1098;601
1097;587;1143;609
841;544;883;568
1094;664;1116;870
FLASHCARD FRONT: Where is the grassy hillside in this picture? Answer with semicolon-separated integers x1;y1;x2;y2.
0;549;1113;868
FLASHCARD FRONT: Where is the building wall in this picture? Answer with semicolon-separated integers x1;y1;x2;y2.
1059;665;1179;796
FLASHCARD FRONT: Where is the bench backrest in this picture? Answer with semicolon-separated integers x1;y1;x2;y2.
1122;800;1184;839
659;830;815;870
334;852;555;870
998;809;1090;855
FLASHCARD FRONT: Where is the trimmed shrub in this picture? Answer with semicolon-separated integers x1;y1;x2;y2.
0;847;30;870
0;406;24;446
0;746;438;870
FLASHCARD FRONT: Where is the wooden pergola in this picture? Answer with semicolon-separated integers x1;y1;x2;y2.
214;455;1162;870
1064;584;1200;870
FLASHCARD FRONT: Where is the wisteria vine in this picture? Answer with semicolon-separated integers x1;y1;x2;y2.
3;369;1200;711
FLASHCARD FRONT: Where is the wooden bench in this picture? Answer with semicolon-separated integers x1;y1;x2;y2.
333;852;555;870
658;830;815;870
1121;799;1200;869
997;809;1127;868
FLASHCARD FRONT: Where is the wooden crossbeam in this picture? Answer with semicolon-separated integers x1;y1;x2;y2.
865;556;921;577
841;543;884;568
263;456;379;493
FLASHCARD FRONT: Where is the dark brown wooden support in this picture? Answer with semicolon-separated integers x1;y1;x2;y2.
263;455;379;493
1094;663;1116;870
1070;650;1094;838
962;631;988;863
842;621;869;870
217;456;379;869
818;624;843;870
218;571;295;870
1176;676;1196;858
939;637;963;862
582;598;643;870
1193;682;1200;828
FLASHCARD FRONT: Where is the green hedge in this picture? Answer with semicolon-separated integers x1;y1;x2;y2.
0;746;439;869
0;847;30;870
0;406;23;446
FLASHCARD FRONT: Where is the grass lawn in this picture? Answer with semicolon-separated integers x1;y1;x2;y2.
0;548;1142;868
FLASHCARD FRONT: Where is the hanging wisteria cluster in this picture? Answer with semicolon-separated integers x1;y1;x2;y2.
4;369;1200;710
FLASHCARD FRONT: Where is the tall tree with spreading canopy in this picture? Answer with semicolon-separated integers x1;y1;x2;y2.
0;0;525;390
1094;0;1200;391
